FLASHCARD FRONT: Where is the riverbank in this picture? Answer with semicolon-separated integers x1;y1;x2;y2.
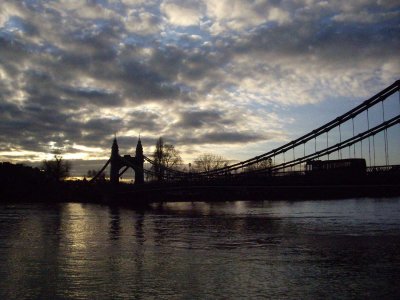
110;183;400;206
1;161;399;206
2;181;400;207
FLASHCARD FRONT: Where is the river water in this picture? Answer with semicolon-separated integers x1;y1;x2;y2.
0;198;399;299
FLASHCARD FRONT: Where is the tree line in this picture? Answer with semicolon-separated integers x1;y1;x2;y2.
151;137;229;174
150;137;272;175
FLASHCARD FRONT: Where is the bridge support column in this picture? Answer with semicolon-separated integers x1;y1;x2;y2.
110;137;121;185
134;137;144;184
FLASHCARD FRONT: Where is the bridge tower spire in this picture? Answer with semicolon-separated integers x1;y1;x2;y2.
110;136;121;185
134;136;144;184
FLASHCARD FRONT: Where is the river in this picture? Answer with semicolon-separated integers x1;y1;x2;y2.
1;198;399;299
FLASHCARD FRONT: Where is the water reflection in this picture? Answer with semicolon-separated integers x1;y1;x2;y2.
108;206;120;241
0;198;399;299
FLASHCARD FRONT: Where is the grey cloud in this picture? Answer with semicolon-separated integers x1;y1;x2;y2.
0;101;82;152
176;110;234;128
127;111;164;132
83;118;123;134
166;130;266;145
236;18;400;62
0;31;32;63
0;102;23;120
118;59;184;100
60;86;123;107
5;16;39;36
201;131;264;144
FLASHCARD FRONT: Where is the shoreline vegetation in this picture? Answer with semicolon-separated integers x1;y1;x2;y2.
1;162;399;207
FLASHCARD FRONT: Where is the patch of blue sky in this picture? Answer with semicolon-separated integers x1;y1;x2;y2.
89;19;120;36
365;3;400;13
246;97;279;112
0;29;15;42
279;98;354;140
175;83;194;94
84;83;114;93
23;41;62;57
160;24;212;48
160;35;199;49
90;0;109;7
0;26;37;53
20;0;48;12
40;43;62;55
280;89;400;149
122;34;156;47
251;21;281;33
70;22;110;43
3;16;36;36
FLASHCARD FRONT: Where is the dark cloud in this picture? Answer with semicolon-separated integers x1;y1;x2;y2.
127;111;164;132
59;86;123;107
167;130;266;145
83;118;123;135
231;16;400;64
119;59;183;100
148;44;229;82
5;16;39;36
201;131;264;144
176;110;234;128
0;100;82;152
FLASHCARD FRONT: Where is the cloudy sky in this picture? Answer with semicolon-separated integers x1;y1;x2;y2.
0;0;399;175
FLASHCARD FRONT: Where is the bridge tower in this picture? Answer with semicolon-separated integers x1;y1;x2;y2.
110;137;121;185
134;137;144;184
109;136;145;185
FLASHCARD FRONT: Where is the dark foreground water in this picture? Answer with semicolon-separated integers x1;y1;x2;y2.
1;198;400;299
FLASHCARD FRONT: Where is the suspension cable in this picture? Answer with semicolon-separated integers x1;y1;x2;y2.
89;159;111;182
367;109;371;166
315;136;317;153
339;123;342;159
248;115;400;175
381;101;389;165
326;132;329;160
384;129;389;165
352;118;356;157
372;134;376;166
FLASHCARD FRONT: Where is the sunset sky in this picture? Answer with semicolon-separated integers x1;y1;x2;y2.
0;0;399;175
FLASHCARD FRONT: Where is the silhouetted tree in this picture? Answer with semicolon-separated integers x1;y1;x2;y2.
194;153;228;172
0;162;45;185
41;155;71;181
152;137;183;180
245;158;273;172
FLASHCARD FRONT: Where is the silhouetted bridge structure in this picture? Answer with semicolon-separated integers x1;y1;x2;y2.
91;80;400;198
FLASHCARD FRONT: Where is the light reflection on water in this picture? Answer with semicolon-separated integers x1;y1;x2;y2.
0;198;400;299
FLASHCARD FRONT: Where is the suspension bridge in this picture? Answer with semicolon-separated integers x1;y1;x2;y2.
91;80;400;197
